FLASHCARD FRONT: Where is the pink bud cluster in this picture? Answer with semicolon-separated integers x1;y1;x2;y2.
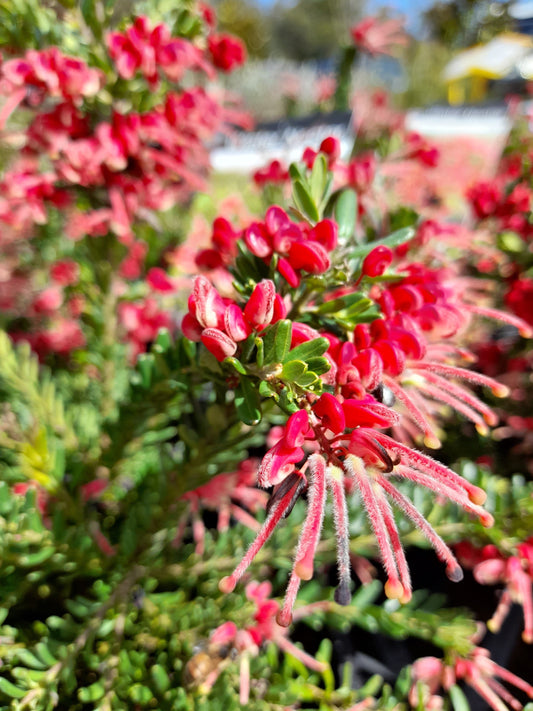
182;275;285;361
197;205;338;287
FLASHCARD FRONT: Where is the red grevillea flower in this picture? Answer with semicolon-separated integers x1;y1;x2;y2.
456;539;533;644
220;393;491;625
410;646;533;711
206;581;326;703
178;459;268;556
207;34;247;73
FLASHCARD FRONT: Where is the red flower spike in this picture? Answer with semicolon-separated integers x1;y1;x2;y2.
219;471;307;594
293;454;327;581
361;245;393;277
201;328;237;361
243;279;276;329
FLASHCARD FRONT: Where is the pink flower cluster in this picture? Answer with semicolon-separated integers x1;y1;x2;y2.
410;646;533;711
197;205;338;288
209;581;326;704
456;539;533;644
107;15;214;88
182;275;286;361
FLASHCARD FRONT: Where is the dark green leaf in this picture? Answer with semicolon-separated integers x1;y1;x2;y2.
235;378;261;426
305;357;331;376
263;320;292;364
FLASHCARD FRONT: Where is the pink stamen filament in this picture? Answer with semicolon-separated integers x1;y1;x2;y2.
372;431;487;505
392;464;492;526
219;473;305;594
416;370;498;426
276;635;328;673
425;343;476;363
487;589;512;634
293;454;327;581
344;456;403;600
374;490;412;601
409;361;509;398
466;674;511;711
483;658;533;698
382;374;441;448
326;466;352;605
416;380;490;435
463;302;533;339
277;572;301;627
484;678;523;711
377;475;463;581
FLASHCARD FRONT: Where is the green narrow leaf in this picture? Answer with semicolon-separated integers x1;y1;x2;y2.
310;154;327;205
137;353;155;389
151;664;171;694
34;643;58;667
284;337;330;363
154;328;171;352
315;291;369;315
334;189;358;242
449;683;470;711
255;337;264;368
0;677;26;699
78;682;105;703
15;650;47;670
235;378;261;426
293;180;320;223
289;162;307;183
224;357;246;375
